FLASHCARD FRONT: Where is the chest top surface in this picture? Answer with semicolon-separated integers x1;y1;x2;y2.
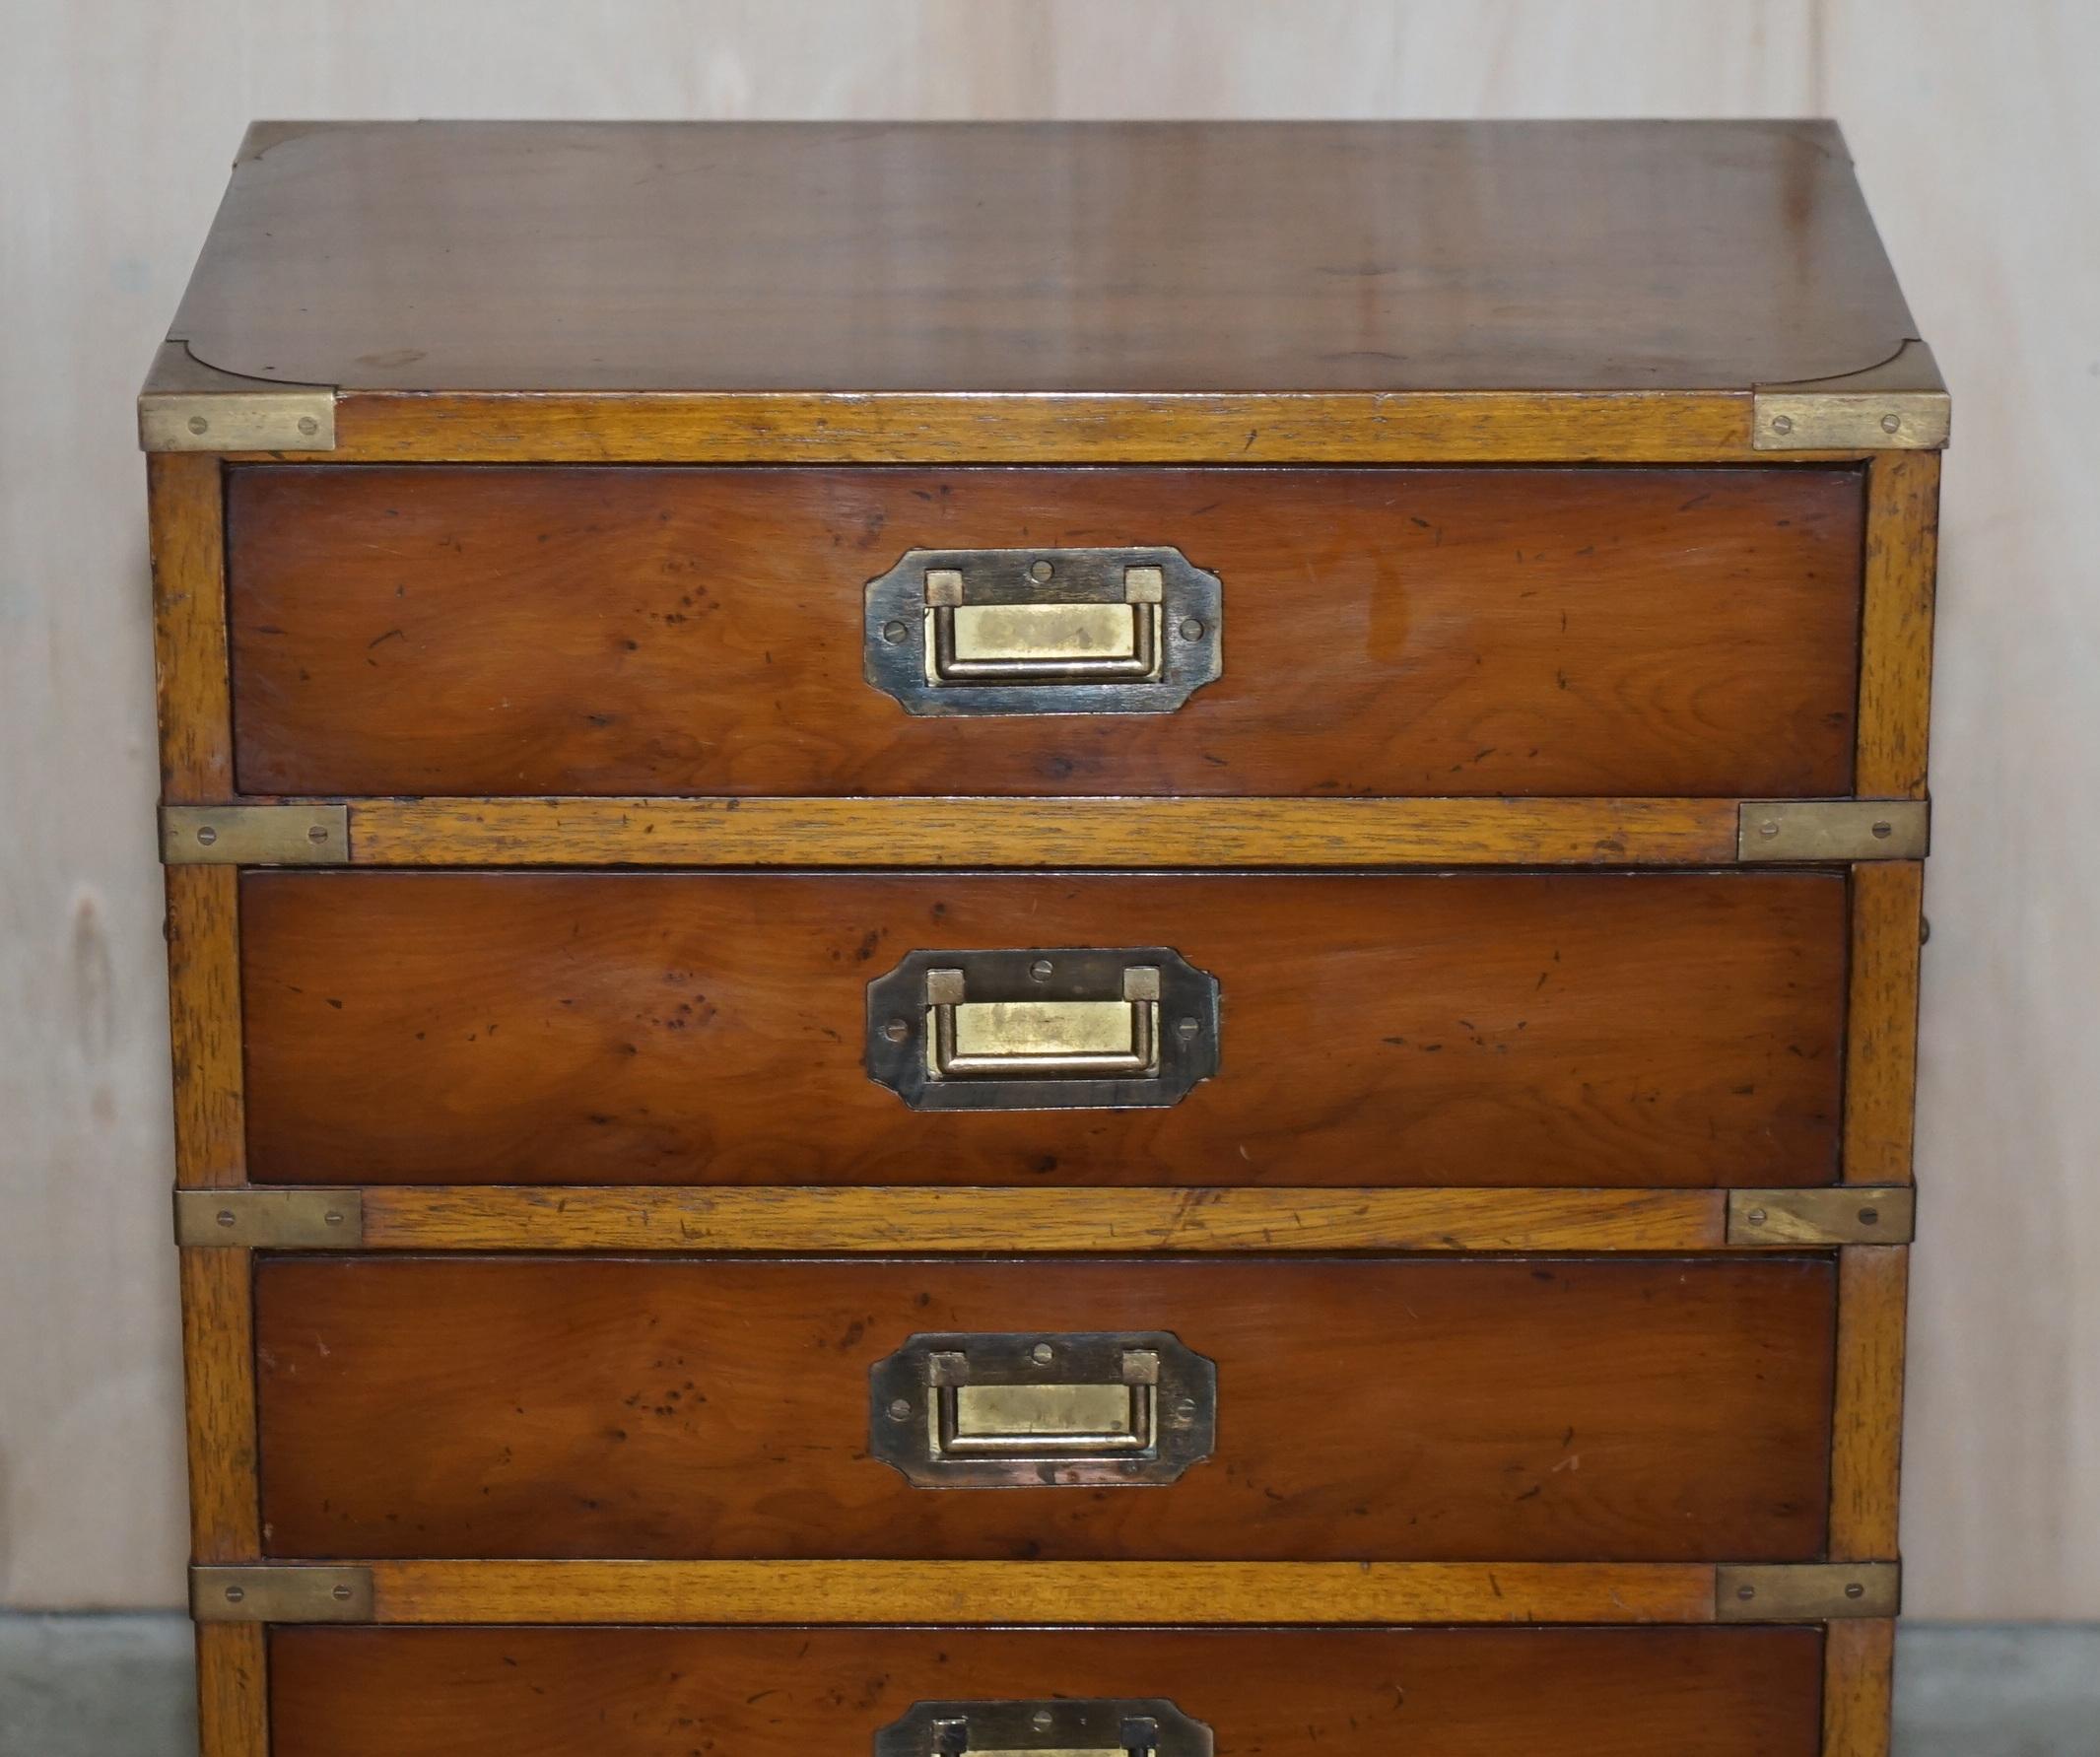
161;118;1932;398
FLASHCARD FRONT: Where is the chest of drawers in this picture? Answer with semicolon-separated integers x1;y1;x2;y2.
146;119;1940;1757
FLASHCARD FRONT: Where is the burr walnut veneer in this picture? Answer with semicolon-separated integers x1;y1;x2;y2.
147;120;1940;1757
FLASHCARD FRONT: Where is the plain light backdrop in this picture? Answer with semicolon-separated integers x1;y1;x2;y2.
2;0;2094;1617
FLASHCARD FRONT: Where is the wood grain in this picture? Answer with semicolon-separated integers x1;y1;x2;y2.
226;464;1864;799
358;1558;1722;1625
1844;862;1925;1184
165;865;242;1190
253;1255;1836;1563
146;451;230;798
356;1184;1726;1252
1856;452;1941;798
193;1625;266;1757
1822;1617;1897;1757
1830;1246;1911;1561
239;871;1849;1187
268;1625;1825;1757
345;794;1744;868
180;1248;257;1560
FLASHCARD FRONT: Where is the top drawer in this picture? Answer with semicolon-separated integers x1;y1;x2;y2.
226;465;1863;798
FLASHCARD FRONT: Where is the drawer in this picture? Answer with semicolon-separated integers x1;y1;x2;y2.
254;1255;1835;1562
240;870;1846;1186
270;1625;1824;1756
225;464;1863;798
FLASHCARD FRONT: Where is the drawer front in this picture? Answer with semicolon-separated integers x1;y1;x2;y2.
270;1626;1824;1756
226;464;1863;798
254;1255;1835;1561
240;870;1846;1186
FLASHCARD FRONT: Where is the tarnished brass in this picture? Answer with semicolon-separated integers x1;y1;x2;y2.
160;803;350;866
869;1331;1216;1488
190;1565;373;1624
874;1700;1213;1757
1737;799;1929;862
1727;1187;1916;1246
865;547;1221;716
868;949;1216;1112
1716;1562;1900;1621
139;387;336;452
174;1187;365;1249
1752;389;1950;451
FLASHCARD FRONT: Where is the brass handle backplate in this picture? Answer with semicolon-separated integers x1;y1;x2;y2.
865;948;1219;1113
874;1699;1214;1757
870;1331;1217;1489
863;546;1223;716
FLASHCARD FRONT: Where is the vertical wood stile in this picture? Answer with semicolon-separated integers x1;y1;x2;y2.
1828;1246;1910;1561
1843;862;1925;1185
1821;1618;1896;1757
1855;451;1939;799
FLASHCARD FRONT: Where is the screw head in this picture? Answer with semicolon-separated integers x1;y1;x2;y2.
1736;1584;1756;1601
298;415;320;437
1872;820;1892;839
187;415;209;436
881;619;908;643
325;1210;345;1226
1176;1015;1200;1039
1029;560;1053;582
1845;1582;1865;1600
1858;1207;1880;1227
1880;413;1902;435
331;1584;353;1601
1029;959;1053;981
1771;414;1795;435
1032;1711;1054;1732
1031;1342;1054;1365
1746;1208;1768;1227
307;824;329;844
224;1586;245;1603
216;1209;236;1228
195;825;218;846
883;1017;909;1044
1179;618;1205;641
887;1396;912;1421
1757;820;1780;840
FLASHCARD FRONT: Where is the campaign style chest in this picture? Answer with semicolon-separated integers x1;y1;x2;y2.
145;120;1941;1757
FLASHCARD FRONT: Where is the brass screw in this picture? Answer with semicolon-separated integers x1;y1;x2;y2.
1872;820;1893;839
331;1584;353;1601
187;415;209;436
1845;1582;1865;1599
1032;1711;1054;1732
1030;959;1053;981
196;825;218;846
1746;1208;1768;1227
1881;414;1902;435
324;1210;345;1227
883;1017;909;1044
1736;1585;1756;1601
307;824;329;844
881;620;908;643
1757;820;1780;840
1031;1342;1054;1365
887;1396;912;1421
1029;560;1053;582
1176;1016;1200;1039
1859;1207;1880;1227
298;416;320;438
216;1209;237;1228
1179;618;1204;641
224;1586;245;1603
1770;415;1795;436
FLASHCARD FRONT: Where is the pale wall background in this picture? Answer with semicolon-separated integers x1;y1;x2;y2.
2;0;2094;1617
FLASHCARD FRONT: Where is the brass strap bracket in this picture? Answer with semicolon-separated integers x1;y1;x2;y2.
1716;1562;1899;1621
191;1565;373;1623
1752;389;1949;450
160;803;349;866
175;1187;365;1250
1727;1187;1915;1247
139;386;336;452
1737;800;1928;862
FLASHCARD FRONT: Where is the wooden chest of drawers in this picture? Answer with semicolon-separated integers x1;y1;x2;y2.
145;120;1941;1757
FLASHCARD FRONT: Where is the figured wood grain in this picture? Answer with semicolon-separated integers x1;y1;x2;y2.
1857;452;1940;798
165;866;242;1190
345;794;1744;867
239;871;1848;1187
254;1255;1836;1563
267;1625;1825;1757
317;387;1775;463
1844;862;1925;1184
193;1625;266;1757
180;1249;257;1559
1830;1246;1911;1561
1822;1617;1897;1757
356;1184;1726;1251
226;464;1865;799
357;1558;1721;1625
146;451;231;798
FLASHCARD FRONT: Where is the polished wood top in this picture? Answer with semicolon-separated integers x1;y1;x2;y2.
162;120;1932;396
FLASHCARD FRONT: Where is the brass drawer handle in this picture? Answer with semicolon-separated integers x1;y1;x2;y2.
875;1699;1213;1757
866;948;1219;1112
870;1331;1217;1488
864;546;1222;716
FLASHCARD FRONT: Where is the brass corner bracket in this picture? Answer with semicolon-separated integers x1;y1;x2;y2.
1752;389;1949;450
1716;1562;1900;1622
1727;1187;1916;1247
175;1187;364;1250
160;803;349;866
191;1565;373;1624
1737;800;1929;862
139;386;336;452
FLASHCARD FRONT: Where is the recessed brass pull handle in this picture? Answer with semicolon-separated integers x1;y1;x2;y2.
866;949;1219;1113
864;547;1221;716
874;1700;1214;1757
870;1332;1217;1488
